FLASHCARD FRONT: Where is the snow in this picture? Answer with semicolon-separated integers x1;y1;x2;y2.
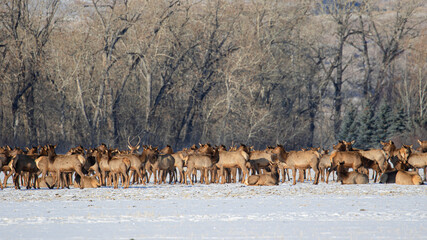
1;180;426;239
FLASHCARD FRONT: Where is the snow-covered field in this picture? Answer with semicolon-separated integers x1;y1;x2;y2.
1;179;426;239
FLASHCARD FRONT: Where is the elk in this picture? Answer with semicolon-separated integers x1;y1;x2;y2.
318;149;331;183
84;148;102;180
381;141;415;175
216;144;250;184
272;145;320;185
74;175;101;188
245;162;279;186
405;146;427;181
0;147;13;189
114;137;145;185
142;146;158;183
379;170;422;185
66;145;85;155
336;162;369;184
9;149;40;189
35;145;86;189
97;148;113;186
151;153;175;184
326;150;368;184
248;148;278;175
127;137;141;154
108;153;131;189
418;140;427;153
182;147;219;185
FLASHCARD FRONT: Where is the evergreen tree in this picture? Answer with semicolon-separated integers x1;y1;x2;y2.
375;102;393;144
356;101;376;149
390;105;409;136
337;105;358;141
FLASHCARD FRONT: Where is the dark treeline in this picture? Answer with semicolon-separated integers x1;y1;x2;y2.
0;0;426;152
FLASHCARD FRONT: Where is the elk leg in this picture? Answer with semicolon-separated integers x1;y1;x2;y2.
292;168;297;185
326;168;333;184
26;172;32;189
55;171;61;189
203;169;208;185
312;166;320;185
3;170;12;188
13;173;20;190
113;173;118;189
281;168;286;183
74;168;85;189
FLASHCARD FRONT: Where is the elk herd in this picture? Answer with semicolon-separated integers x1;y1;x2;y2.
0;138;426;190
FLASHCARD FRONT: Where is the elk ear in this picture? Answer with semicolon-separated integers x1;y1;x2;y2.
137;146;140;150
350;140;355;145
418;140;422;145
380;141;385;145
128;145;132;150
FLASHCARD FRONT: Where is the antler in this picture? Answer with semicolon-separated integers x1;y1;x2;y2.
127;136;132;147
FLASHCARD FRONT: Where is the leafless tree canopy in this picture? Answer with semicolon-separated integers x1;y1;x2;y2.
0;0;426;151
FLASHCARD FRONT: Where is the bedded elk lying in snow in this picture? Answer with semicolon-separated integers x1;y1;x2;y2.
245;162;279;186
336;162;369;184
74;175;101;188
379;170;422;185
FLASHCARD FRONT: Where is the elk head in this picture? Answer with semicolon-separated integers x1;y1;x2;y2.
127;136;141;154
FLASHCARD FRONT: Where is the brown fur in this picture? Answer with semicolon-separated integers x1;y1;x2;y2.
10;153;40;189
326;151;367;183
337;162;369;184
381;170;422;185
272;145;320;185
318;150;331;183
108;154;131;189
74;175;101;188
406;152;427;181
36;145;86;189
418;140;427;153
39;175;56;188
172;152;185;183
245;163;279;186
248;149;277;175
216;147;249;184
151;154;176;184
183;150;218;185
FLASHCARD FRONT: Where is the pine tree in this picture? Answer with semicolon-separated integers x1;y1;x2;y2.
356;101;376;149
390;105;409;136
375;102;393;144
337;105;358;141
